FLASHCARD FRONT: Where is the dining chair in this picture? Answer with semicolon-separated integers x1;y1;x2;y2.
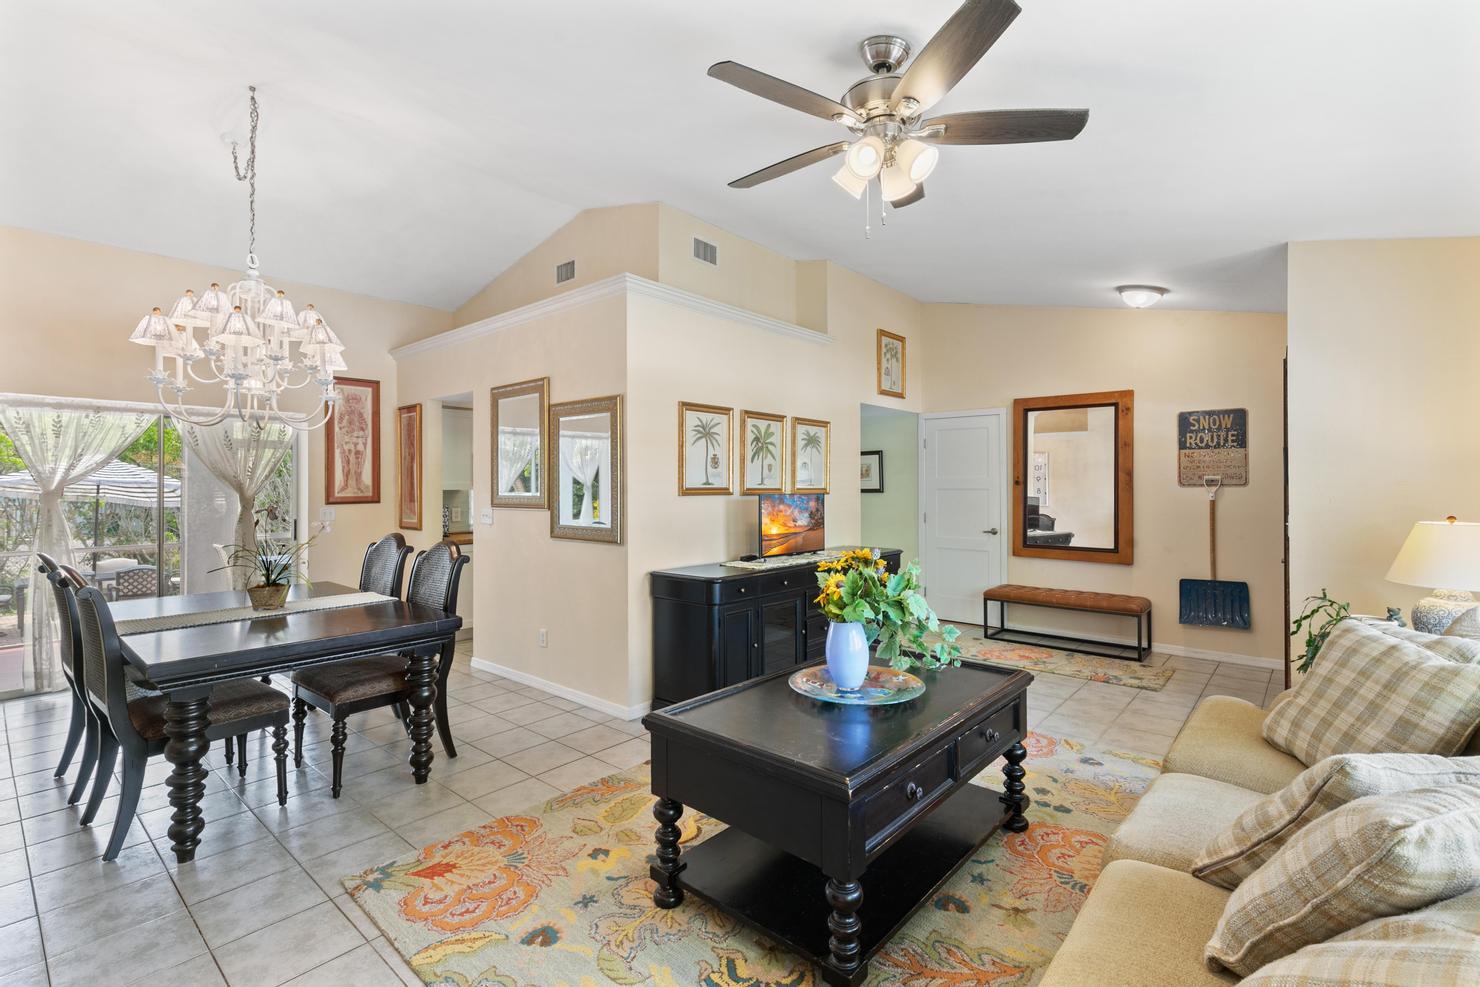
69;582;295;861
290;539;468;797
361;533;413;597
36;554;92;797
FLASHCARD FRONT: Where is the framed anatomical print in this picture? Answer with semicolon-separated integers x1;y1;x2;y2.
790;417;830;494
678;401;733;495
396;403;423;530
325;376;380;504
740;409;786;495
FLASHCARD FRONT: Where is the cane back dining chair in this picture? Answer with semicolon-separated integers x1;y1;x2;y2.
36;554;93;800
290;539;468;797
69;582;295;861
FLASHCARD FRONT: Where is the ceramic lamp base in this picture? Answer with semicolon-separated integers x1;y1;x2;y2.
1411;589;1475;635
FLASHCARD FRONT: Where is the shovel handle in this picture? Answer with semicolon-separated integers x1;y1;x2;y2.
1209;497;1217;580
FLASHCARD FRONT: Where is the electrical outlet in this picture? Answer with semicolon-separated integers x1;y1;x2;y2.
319;507;335;522
479;508;494;525
538;628;548;648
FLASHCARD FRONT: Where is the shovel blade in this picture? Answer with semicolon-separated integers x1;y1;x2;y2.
1179;578;1251;628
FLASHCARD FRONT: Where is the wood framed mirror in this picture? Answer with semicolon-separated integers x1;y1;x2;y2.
490;377;549;509
1012;390;1134;565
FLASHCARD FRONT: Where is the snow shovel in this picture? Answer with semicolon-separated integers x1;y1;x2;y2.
1179;476;1251;628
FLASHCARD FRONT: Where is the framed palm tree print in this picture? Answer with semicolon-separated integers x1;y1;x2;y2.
790;417;830;494
678;402;733;495
740;409;786;495
877;328;906;398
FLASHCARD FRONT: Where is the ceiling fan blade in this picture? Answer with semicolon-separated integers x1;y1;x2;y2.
893;0;1021;115
919;108;1088;144
728;142;850;189
708;61;853;122
889;184;925;208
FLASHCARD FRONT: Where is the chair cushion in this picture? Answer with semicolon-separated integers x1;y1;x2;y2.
1263;620;1480;765
291;655;410;704
983;583;1152;615
1195;753;1480;890
1164;695;1306;794
127;679;289;741
1237;888;1480;986
1037;859;1235;987
1104;772;1262;873
1205;784;1480;977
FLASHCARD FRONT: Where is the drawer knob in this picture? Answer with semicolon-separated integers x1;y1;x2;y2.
781;579;789;586
738;587;747;594
980;727;999;744
905;782;924;802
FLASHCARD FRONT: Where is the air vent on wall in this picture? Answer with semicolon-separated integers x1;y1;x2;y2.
692;238;718;265
555;259;576;284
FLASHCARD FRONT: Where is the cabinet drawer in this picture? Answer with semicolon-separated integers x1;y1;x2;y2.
862;742;954;851
954;701;1021;777
719;577;762;603
802;613;828;653
759;570;809;596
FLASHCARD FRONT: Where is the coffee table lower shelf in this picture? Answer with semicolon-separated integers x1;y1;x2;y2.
675;782;1007;985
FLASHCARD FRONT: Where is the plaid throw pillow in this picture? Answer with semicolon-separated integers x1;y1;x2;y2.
1194;754;1480;889
1205;785;1480;977
1263;620;1480;764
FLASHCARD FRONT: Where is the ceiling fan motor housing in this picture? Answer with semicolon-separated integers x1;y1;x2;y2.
859;35;911;74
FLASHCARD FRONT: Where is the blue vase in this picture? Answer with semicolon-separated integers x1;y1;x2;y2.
826;621;870;691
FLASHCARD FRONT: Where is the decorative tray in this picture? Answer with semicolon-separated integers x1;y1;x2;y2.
788;665;925;705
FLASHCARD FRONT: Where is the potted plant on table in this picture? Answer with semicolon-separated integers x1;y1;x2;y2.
212;508;314;611
814;549;962;691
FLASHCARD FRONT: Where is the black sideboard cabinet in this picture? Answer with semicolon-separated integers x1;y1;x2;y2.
650;548;902;707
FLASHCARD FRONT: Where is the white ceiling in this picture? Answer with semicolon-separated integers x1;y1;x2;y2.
3;1;1478;313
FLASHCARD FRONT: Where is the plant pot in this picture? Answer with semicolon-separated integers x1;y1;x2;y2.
247;583;290;611
825;621;870;691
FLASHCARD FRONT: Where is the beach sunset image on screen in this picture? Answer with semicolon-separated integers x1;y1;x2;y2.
759;494;825;557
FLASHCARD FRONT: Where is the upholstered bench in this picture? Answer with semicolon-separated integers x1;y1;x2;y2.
983;584;1152;661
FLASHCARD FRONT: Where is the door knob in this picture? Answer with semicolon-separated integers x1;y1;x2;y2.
983;528;999;535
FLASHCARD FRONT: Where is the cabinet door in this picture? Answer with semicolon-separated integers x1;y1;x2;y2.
718;603;759;686
760;593;804;674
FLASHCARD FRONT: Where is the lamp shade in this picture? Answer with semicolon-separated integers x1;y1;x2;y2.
879;163;917;205
128;308;173;346
831;163;867;199
894;139;939;183
844;136;885;180
1385;518;1480;589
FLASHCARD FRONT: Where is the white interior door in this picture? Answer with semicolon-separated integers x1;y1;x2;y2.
919;410;1007;624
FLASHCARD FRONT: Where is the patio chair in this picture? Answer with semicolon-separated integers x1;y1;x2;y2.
111;565;157;601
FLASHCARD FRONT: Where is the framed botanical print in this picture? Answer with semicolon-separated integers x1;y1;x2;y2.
740;409;786;495
325;376;380;504
877;328;906;398
396;403;423;530
490;377;549;509
790;417;830;494
678;401;733;495
550;395;624;544
860;450;884;493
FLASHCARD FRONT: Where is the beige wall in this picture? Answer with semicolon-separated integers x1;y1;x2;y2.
655;204;799;325
924;304;1288;662
1288;237;1480;620
0;226;452;589
860;405;920;563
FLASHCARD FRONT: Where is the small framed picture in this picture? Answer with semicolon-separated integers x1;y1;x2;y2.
678;402;734;495
740;410;786;495
790;417;830;494
877;329;906;399
395;403;423;530
860;450;884;493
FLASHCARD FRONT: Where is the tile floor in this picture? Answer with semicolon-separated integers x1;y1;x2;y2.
0;639;1285;985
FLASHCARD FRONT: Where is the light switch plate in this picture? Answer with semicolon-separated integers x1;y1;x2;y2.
319;507;336;522
479;508;494;525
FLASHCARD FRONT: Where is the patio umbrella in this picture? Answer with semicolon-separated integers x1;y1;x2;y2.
0;460;182;565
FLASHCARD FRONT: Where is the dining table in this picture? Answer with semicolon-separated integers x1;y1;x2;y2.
110;581;462;863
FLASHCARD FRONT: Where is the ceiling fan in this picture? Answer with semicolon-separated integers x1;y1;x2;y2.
708;0;1087;209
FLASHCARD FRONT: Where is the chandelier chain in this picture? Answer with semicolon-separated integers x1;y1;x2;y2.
231;85;259;259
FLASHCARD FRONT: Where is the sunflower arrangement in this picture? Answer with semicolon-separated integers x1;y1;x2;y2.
815;549;963;672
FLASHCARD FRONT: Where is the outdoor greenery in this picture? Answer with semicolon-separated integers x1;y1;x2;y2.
1290;588;1350;673
212;508;314;588
814;549;963;672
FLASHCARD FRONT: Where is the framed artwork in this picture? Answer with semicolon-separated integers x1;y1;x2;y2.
550;395;624;544
678;401;733;495
396;403;423;530
490;377;549;509
860;449;884;493
740;409;786;495
790;417;830;494
325;376;380;504
877;328;906;398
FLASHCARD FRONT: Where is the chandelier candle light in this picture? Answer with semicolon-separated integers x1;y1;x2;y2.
129;86;345;431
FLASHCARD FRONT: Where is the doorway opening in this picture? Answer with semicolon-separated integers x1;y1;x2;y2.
436;392;475;650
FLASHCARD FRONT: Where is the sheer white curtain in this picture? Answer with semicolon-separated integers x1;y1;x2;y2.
497;427;538;494
0;398;153;692
561;436;605;524
179;420;293;589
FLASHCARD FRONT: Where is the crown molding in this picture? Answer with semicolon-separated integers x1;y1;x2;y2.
391;273;830;359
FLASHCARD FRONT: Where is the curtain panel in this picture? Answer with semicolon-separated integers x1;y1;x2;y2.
179;420;293;590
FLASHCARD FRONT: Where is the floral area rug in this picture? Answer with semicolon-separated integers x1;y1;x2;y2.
343;733;1161;986
949;630;1174;691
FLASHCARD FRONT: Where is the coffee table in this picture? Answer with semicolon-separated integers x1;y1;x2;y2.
642;660;1032;986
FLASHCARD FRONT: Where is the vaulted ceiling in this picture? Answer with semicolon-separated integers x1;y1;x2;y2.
3;1;1477;313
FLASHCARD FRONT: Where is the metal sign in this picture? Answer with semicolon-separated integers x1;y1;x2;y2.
1178;408;1248;486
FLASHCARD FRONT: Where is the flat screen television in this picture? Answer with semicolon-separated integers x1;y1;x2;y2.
758;493;825;558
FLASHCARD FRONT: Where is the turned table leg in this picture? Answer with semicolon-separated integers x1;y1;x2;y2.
824;876;864;982
163;691;212;863
650;797;686;908
1000;740;1030;833
404;649;438;784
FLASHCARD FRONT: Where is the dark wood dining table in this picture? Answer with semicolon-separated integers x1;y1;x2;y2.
110;581;462;863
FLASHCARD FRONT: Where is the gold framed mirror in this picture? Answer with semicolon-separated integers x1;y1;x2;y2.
490;377;549;509
549;394;624;544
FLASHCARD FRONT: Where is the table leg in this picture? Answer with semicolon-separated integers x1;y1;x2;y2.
404;650;438;784
1000;740;1030;833
824;876;864;983
163;691;212;863
651;797;686;908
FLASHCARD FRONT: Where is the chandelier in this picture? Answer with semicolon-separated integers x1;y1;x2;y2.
130;86;344;431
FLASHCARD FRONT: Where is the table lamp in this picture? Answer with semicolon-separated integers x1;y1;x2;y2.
1385;516;1480;633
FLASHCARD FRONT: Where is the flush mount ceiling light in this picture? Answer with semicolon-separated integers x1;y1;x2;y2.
1117;285;1169;309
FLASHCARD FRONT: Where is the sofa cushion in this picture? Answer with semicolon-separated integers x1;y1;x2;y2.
1263;621;1480;765
1444;606;1480;641
1104;773;1262;873
1205;784;1480;977
1037;859;1236;987
1194;753;1480;889
1164;695;1306;794
1238;888;1480;986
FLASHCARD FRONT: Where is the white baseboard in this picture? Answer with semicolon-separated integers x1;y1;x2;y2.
962;619;1285;672
468;657;650;721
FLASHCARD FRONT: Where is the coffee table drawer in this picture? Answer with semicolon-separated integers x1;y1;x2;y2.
954;701;1020;777
862;742;953;851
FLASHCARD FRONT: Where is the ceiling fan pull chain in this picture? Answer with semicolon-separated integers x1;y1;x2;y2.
864;179;872;239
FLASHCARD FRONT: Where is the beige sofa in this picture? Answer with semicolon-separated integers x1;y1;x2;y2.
1036;692;1480;987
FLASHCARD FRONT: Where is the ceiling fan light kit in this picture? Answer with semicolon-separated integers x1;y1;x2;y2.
1117;285;1169;309
708;0;1088;229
